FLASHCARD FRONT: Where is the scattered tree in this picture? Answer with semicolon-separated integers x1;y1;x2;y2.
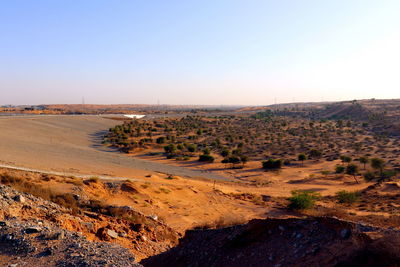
346;163;359;183
298;153;307;166
359;156;369;170
370;158;385;177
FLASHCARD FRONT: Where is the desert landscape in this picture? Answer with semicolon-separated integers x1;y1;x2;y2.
1;100;400;265
2;1;400;265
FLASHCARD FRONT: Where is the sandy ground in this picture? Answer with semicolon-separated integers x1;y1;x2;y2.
0;115;228;181
0;114;384;235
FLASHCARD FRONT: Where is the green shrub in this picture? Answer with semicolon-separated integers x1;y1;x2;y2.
262;159;282;170
363;171;376;182
221;149;230;157
335;165;345;173
298;153;307;162
156;136;166;144
198;154;215;163
187;144;197;152
164;144;176;154
336;190;360;204
308;149;322;159
288;190;320;210
177;144;184;150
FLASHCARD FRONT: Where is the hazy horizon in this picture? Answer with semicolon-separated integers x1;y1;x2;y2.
1;0;400;105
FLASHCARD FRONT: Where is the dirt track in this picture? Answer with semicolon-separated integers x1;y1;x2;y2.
0;115;229;181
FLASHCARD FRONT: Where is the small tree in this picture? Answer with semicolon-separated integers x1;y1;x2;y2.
346;163;359;183
340;155;352;165
298;153;307;166
203;148;211;155
262;159;282;170
335;165;345;174
198;154;214;163
164;144;176;154
220;148;230;158
227;156;241;168
359;156;369;170
370;158;385;177
240;155;249;167
187;144;197;153
308;149;322;159
156;136;166;144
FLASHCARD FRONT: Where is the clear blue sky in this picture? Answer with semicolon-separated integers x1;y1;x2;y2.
1;0;399;105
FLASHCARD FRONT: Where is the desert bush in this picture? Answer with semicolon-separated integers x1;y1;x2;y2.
371;158;385;176
288;190;320;210
363;171;376;182
262;159;282;170
156;136;166;144
164;144;176;154
308;149;322;159
199;154;215;163
359;156;369;169
187;144;197;152
298;153;307;165
222;156;242;168
335;165;345;173
336;190;360;204
240;155;249;166
221;148;230;157
340;155;352;164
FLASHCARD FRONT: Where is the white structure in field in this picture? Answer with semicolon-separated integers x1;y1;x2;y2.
124;114;146;119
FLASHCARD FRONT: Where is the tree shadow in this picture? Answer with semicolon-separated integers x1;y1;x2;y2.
88;130;120;153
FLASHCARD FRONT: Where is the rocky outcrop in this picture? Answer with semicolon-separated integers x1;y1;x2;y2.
0;184;145;266
142;217;400;267
0;219;142;267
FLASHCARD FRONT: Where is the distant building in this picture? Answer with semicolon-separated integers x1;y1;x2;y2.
124;114;146;119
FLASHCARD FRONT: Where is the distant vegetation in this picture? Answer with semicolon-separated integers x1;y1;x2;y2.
104;103;399;179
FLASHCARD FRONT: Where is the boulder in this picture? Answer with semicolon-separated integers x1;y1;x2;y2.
107;229;119;239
